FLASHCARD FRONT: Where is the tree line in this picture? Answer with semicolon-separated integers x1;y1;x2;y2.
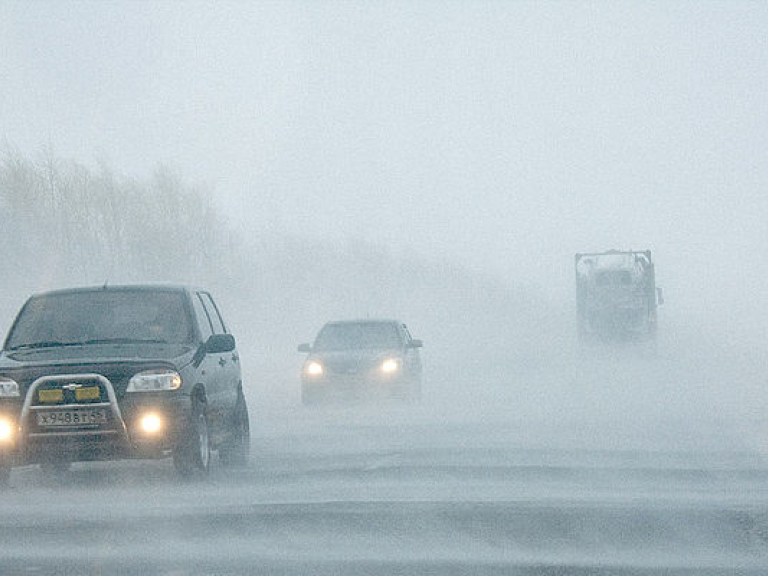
0;147;554;375
0;148;234;295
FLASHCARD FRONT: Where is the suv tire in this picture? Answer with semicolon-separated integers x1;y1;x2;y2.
173;400;210;477
219;391;250;467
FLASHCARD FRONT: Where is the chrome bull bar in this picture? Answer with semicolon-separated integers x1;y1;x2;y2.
20;373;130;444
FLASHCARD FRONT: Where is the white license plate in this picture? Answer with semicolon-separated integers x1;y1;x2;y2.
37;409;108;427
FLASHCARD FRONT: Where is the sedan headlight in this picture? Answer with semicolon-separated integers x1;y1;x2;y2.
305;361;324;376
380;358;401;374
126;370;182;392
0;377;20;398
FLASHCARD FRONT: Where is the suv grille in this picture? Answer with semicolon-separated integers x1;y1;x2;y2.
23;373;123;438
33;376;107;406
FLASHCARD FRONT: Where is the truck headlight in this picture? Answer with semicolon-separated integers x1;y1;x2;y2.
0;377;20;398
126;370;182;392
380;358;401;373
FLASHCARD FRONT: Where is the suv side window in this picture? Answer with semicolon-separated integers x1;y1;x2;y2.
192;293;214;341
199;292;226;334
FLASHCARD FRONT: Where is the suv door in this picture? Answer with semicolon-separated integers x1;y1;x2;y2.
196;292;239;444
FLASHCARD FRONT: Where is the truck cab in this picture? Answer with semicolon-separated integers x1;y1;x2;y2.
575;250;662;343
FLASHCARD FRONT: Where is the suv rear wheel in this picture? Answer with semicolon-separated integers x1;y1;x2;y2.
219;391;250;467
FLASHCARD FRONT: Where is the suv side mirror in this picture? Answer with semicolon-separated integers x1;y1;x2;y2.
297;343;312;353
408;339;423;349
656;287;665;306
206;333;236;354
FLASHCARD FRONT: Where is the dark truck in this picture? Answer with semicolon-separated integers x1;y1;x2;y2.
0;284;250;483
575;250;663;342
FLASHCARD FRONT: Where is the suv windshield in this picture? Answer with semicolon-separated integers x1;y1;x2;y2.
5;290;193;350
313;322;401;351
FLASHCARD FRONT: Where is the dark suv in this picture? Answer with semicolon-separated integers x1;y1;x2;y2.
0;284;250;482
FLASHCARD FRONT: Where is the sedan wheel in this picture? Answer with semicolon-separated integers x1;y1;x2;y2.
0;456;10;486
40;459;71;475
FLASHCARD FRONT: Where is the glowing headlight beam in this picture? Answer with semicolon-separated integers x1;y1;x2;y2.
0;419;14;442
380;358;400;373
139;413;163;434
305;361;324;376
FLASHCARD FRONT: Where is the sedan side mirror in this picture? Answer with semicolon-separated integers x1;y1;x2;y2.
297;343;312;353
206;333;236;354
408;339;423;348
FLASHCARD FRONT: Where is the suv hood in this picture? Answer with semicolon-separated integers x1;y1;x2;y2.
0;342;195;366
0;343;196;399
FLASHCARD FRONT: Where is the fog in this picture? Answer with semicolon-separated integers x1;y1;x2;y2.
2;2;768;573
3;2;768;320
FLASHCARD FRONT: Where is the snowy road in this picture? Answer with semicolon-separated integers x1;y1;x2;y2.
1;400;767;575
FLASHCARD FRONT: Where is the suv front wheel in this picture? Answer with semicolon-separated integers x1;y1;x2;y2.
173;400;210;477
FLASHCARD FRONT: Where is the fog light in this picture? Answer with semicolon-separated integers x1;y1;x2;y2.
0;419;14;442
139;413;163;434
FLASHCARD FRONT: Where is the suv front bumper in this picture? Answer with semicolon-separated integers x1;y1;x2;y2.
1;373;191;465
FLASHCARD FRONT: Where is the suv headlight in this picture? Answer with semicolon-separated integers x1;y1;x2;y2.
0;377;20;398
127;370;182;392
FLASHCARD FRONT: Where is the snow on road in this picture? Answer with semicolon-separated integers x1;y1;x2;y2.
1;399;767;575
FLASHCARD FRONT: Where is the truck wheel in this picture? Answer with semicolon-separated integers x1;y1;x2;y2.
219;392;250;467
173;400;210;477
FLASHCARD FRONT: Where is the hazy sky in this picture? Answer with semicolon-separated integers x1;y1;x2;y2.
2;1;768;325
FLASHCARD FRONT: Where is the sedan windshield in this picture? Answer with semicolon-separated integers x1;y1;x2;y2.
5;290;193;349
313;322;401;351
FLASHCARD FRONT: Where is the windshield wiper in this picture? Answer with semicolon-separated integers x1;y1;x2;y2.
8;340;82;350
79;338;171;345
8;337;173;351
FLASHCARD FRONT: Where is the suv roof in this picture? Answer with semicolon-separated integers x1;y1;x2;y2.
28;283;200;299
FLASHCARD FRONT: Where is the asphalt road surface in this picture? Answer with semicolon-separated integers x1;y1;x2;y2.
1;397;767;576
